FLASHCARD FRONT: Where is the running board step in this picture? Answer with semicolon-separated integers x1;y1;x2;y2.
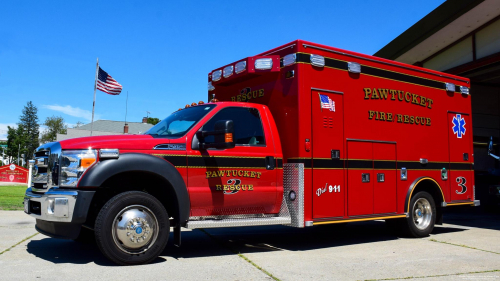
186;216;291;229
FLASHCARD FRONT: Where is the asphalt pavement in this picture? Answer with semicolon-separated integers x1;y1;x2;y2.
0;209;499;281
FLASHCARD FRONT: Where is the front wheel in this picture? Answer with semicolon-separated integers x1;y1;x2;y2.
94;191;170;265
404;191;436;237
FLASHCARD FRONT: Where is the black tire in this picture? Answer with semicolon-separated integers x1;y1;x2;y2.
403;191;436;237
72;227;95;243
94;191;170;265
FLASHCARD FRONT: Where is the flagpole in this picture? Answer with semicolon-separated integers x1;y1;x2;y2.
91;58;99;136
125;91;128;124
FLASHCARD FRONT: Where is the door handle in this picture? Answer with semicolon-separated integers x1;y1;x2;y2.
265;156;275;170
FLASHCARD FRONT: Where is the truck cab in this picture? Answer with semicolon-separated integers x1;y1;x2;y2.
24;101;288;265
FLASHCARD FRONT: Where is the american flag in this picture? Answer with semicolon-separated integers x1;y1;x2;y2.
320;94;335;112
96;67;122;95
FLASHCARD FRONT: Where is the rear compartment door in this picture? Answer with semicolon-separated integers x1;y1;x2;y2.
312;90;345;219
347;141;373;216
447;112;473;202
373;143;397;214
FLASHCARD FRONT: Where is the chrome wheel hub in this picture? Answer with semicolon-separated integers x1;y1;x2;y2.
112;205;159;254
413;198;432;230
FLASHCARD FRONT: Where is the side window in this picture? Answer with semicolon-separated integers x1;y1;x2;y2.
203;107;266;146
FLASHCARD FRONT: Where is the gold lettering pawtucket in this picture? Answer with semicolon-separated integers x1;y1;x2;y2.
206;170;262;179
363;87;433;109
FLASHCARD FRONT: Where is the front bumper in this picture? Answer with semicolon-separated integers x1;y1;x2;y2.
24;187;95;239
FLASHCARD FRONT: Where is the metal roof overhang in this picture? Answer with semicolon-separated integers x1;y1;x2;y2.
374;0;500;65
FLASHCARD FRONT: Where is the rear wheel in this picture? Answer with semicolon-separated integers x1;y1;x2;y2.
404;191;436;237
94;191;170;265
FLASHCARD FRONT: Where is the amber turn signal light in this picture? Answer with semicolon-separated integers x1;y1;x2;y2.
80;158;95;169
225;133;233;143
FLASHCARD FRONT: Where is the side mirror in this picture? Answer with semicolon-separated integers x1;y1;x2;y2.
488;136;500;160
197;120;235;150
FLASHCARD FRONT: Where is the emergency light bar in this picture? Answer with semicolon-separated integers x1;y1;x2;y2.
210;55;280;85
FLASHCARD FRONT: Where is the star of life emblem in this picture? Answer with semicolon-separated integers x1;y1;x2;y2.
452;114;466;138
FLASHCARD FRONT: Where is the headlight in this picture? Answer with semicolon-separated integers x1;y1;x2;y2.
59;149;97;187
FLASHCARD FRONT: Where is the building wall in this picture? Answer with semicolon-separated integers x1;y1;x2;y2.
471;83;500;172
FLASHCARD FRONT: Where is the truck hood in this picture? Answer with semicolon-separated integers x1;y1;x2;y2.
58;134;181;150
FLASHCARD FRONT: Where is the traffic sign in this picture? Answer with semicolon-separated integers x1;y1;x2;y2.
0;145;7;148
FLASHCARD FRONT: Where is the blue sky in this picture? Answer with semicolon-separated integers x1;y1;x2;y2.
0;0;446;139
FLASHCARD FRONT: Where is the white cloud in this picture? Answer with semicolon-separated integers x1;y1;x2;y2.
0;123;16;140
42;105;96;121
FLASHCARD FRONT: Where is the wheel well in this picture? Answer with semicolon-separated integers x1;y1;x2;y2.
85;171;180;229
407;178;445;224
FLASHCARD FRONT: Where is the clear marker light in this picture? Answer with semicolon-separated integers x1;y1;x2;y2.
255;58;273;70
235;61;246;73
283;54;296;66
445;83;455;92
223;65;234;78
348;62;361;73
212;70;222;81
208;81;215;91
310;54;325;67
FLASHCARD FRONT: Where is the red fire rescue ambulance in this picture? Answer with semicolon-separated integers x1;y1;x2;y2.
24;40;478;265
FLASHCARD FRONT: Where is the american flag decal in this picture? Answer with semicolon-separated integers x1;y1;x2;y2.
97;67;122;95
319;94;335;112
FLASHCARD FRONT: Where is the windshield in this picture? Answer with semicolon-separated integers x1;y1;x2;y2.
145;104;216;138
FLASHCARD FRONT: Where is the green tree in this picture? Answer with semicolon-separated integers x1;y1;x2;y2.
6;125;26;165
40;116;67;144
19;101;39;162
147;117;161;125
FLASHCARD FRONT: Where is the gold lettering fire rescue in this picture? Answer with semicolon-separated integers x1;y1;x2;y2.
368;110;431;126
206;170;262;179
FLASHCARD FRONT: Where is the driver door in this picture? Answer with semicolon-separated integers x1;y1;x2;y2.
187;106;279;217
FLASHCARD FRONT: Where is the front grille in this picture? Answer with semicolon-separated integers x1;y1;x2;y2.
33;183;46;189
32;142;62;192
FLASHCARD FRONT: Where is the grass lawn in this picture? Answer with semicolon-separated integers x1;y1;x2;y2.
0;185;27;210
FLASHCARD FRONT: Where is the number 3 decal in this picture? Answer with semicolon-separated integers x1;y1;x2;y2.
456;177;467;194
